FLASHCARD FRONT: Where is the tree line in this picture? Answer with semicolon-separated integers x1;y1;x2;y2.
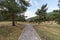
0;0;60;26
28;3;60;24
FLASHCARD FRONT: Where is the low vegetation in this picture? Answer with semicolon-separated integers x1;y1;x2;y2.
34;21;60;40
0;22;24;40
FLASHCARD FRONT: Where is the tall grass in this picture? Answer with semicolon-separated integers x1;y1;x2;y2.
0;22;24;40
34;22;60;40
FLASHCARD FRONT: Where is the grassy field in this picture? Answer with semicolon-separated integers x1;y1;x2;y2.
34;22;60;40
0;22;24;40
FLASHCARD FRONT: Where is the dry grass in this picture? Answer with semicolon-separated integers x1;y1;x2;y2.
0;22;25;40
34;21;60;40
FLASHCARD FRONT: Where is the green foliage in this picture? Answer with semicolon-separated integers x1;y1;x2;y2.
46;12;56;21
28;16;39;22
16;15;26;22
55;0;60;24
35;4;48;22
53;10;60;24
0;0;30;26
47;9;60;24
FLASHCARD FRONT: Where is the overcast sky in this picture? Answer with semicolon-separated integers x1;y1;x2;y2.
25;0;59;18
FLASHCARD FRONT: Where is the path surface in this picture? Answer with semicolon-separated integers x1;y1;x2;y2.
18;24;41;40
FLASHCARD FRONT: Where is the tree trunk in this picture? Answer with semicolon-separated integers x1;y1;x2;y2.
12;13;15;26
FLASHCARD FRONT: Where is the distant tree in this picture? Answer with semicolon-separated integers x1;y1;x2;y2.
16;15;26;22
46;11;57;21
28;16;39;23
54;0;60;24
53;10;60;24
0;0;30;26
35;4;48;23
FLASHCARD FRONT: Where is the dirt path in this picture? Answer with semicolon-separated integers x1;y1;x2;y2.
18;24;41;40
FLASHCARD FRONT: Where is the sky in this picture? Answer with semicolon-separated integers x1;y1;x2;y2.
25;0;59;18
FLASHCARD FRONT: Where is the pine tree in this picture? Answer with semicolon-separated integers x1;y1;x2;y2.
0;0;30;26
35;4;48;23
